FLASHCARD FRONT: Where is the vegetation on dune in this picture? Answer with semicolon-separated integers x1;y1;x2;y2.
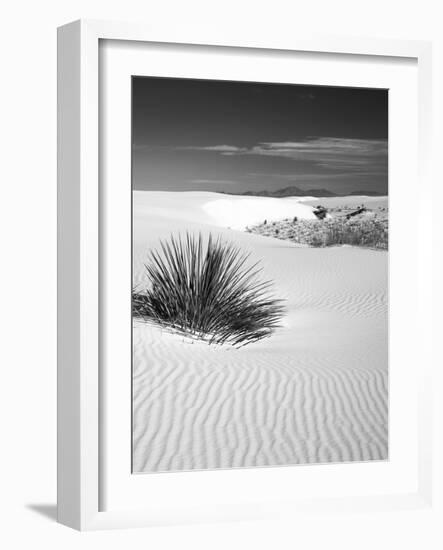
247;215;388;250
132;233;285;347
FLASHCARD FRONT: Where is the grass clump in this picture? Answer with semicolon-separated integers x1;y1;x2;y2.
314;218;388;249
133;233;285;347
249;217;388;250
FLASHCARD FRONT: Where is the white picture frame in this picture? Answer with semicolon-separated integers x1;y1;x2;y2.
57;19;434;531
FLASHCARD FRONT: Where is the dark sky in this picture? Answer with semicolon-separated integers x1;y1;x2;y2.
132;76;388;195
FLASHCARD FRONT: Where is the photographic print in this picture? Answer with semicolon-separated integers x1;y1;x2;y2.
132;76;388;473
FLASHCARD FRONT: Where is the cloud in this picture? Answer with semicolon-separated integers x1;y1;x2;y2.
137;138;387;179
134;144;243;153
225;137;386;159
179;144;244;153
185;138;387;173
246;171;382;181
190;179;238;185
298;92;316;101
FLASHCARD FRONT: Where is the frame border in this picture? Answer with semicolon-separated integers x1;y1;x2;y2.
57;19;433;530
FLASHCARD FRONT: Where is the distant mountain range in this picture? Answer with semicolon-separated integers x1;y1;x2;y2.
219;185;385;198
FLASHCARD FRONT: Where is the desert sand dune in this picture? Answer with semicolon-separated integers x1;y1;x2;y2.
202;195;318;229
300;195;388;211
132;191;388;472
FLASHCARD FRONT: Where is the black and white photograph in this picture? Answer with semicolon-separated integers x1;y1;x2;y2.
131;76;388;473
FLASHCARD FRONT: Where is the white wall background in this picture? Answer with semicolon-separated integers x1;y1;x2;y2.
0;1;441;548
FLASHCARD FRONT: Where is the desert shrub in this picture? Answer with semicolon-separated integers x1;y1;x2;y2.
319;219;388;249
313;206;328;220
248;217;388;250
133;233;285;347
308;233;325;247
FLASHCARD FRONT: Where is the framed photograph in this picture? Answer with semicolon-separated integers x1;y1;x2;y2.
57;19;434;530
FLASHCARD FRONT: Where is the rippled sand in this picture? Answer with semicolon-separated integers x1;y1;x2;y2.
132;192;388;472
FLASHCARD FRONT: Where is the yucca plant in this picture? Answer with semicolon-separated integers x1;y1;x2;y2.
132;233;285;347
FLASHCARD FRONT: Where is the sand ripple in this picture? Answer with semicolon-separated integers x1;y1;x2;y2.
133;323;388;472
132;193;388;472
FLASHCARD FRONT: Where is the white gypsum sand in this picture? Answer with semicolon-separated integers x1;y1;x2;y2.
132;191;388;472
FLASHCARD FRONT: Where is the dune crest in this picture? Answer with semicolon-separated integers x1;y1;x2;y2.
202;196;317;229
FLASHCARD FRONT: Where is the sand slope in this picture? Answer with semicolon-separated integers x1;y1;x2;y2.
300;195;388;211
132;191;388;472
